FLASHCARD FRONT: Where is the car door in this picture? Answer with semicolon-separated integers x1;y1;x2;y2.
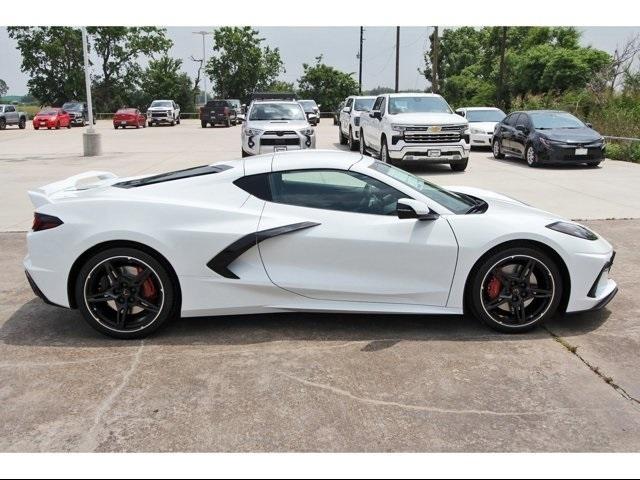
513;113;530;157
365;96;384;147
257;169;458;306
501;113;519;153
5;105;17;124
340;97;353;135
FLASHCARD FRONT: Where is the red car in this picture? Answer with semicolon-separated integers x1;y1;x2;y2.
33;108;71;130
113;108;146;129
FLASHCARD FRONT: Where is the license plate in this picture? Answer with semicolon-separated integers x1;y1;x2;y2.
274;146;287;152
428;149;441;157
120;121;127;125
575;148;588;156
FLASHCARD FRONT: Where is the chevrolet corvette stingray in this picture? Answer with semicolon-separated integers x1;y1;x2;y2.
24;150;617;338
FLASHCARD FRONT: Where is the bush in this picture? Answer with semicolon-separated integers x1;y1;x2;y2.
605;141;640;163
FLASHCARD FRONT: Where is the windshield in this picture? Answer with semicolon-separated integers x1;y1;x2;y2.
465;109;505;122
369;161;475;214
354;98;375;111
150;101;172;108
249;103;306;121
530;112;585;129
62;102;83;111
38;109;58;115
388;96;452;115
299;101;317;112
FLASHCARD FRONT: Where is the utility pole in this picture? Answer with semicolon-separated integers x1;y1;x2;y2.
193;31;213;104
395;27;400;93
358;27;364;94
81;27;100;157
432;26;440;93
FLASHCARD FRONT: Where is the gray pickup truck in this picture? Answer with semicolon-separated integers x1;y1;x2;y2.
0;104;27;130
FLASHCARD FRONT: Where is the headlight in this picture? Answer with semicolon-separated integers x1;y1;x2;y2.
470;127;483;134
244;128;264;136
546;221;598;240
299;128;314;136
391;124;408;133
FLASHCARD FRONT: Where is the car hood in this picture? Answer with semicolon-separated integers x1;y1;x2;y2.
247;120;310;130
469;121;498;132
445;185;563;221
147;106;172;111
386;112;467;125
536;127;602;143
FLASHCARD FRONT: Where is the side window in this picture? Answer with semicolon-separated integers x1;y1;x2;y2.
515;113;527;127
6;106;15;113
268;169;406;216
345;98;353;109
456;109;465;117
372;96;384;111
379;97;387;116
505;113;518;127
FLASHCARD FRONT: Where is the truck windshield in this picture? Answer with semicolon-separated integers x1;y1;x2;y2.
62;103;83;111
369;161;475;214
249;103;306;121
388;96;452;115
354;98;375;111
298;101;317;112
466;109;505;122
150;101;172;108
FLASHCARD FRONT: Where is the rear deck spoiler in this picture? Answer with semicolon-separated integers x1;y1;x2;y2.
28;171;117;208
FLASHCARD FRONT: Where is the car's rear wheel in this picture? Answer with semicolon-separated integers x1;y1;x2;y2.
492;139;504;159
468;246;562;333
75;247;178;339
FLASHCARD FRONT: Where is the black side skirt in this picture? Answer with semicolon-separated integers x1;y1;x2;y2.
207;221;320;279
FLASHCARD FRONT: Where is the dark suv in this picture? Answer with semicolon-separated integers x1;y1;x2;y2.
200;100;238;128
492;110;605;167
61;101;95;127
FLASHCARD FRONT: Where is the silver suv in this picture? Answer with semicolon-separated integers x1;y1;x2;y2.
241;101;316;157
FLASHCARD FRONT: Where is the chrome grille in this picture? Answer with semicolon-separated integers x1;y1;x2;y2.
404;132;461;143
263;130;297;136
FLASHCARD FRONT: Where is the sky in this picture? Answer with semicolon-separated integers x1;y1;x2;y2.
1;26;639;96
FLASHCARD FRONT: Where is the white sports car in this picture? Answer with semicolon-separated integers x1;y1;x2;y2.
24;150;617;339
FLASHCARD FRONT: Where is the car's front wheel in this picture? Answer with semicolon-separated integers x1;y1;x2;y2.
348;128;358;151
19;118;26;129
492;139;505;159
359;129;369;156
450;159;468;172
75;247;178;339
525;145;540;167
468;246;562;333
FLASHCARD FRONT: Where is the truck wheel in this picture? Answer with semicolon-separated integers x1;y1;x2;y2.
380;138;390;163
450;159;468;172
338;126;347;145
170;120;175;126
0;118;6;130
242;149;250;158
348;128;358;151
359;130;369;156
176;117;181;125
201;120;207;128
18;118;26;129
226;117;231;128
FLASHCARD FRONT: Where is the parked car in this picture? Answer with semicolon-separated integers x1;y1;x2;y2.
228;99;243;122
333;101;345;125
147;100;180;127
241;100;315;157
24;150;617;339
113;108;146;129
298;100;321;126
61;101;95;126
200;99;238;128
338;95;376;151
0;104;27;130
32;108;71;130
454;107;505;148
492;110;606;167
358;93;470;171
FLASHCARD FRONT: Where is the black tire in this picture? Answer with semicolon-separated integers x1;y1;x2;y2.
18;117;26;129
338;126;347;145
587;161;602;167
55;121;60;130
201;120;207;128
242;149;250;158
148;122;153;127
114;125;119;130
380;137;391;163
359;129;369;156
348;128;358;151
0;118;5;130
66;122;71;129
525;144;540;167
226;117;231;128
170;120;175;126
177;117;181;125
467;246;562;334
75;247;179;339
492;139;505;159
333;116;338;126
450;158;468;172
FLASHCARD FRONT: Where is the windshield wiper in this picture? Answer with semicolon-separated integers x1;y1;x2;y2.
465;201;487;214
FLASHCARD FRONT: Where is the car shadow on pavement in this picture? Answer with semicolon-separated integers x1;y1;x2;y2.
0;297;610;349
490;154;603;170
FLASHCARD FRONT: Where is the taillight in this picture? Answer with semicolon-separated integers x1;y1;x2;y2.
32;213;63;231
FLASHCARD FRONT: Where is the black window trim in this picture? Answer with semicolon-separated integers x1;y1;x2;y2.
114;164;233;188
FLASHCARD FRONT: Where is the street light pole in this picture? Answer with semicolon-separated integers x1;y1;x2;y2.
81;27;100;156
193;31;213;104
358;27;364;94
395;26;400;93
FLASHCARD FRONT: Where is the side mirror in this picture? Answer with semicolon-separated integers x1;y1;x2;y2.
586;122;593;128
515;125;528;134
397;199;439;221
370;110;381;120
342;107;351;113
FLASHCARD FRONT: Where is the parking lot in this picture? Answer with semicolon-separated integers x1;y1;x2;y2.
1;120;640;451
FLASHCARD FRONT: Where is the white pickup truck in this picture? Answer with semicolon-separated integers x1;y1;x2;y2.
0;104;27;130
358;93;470;171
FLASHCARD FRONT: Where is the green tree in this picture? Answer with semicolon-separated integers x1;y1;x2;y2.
7;27;85;106
297;56;359;111
205;27;284;101
265;80;296;93
133;56;195;112
365;86;396;96
0;79;8;98
86;27;172;111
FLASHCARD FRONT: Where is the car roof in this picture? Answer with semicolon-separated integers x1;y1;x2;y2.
382;92;441;98
241;150;363;175
458;106;502;111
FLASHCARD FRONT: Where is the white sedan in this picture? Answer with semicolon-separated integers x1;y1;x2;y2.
24;150;617;338
455;107;506;148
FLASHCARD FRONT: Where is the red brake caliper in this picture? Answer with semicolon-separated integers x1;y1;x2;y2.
135;267;157;299
486;274;502;300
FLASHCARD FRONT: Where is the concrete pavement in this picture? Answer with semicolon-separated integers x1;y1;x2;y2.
1;120;639;231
